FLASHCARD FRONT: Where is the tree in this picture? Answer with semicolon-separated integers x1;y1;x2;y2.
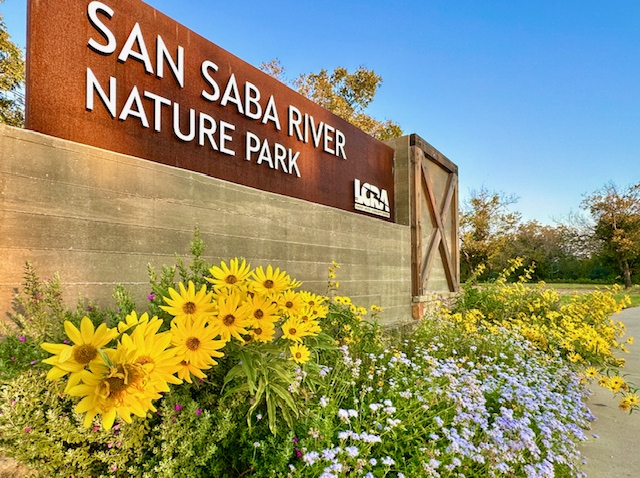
582;182;640;288
499;221;562;280
260;59;402;141
459;187;521;279
0;0;25;127
498;220;600;282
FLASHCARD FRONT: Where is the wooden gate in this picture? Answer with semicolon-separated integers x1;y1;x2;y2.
409;135;459;297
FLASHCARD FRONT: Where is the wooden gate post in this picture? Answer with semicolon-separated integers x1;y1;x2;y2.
387;135;460;319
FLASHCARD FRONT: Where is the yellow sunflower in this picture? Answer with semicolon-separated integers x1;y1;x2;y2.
281;316;314;342
298;291;327;308
296;304;320;323
206;258;252;291
302;318;322;335
296;308;323;334
41;316;117;391
171;316;225;372
209;291;254;342
176;360;207;384
245;293;280;327
626;393;640;407
277;290;304;315
161;281;215;321
119;316;182;396
68;350;154;430
584;367;599;379
289;343;311;364
607;376;628;393
117;310;149;334
249;323;277;343
619;397;632;412
250;265;292;297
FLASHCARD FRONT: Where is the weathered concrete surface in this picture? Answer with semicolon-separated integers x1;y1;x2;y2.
580;306;640;477
0;124;412;325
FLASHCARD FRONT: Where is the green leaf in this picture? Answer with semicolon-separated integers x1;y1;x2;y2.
248;379;267;415
239;350;258;391
269;383;298;417
266;389;277;435
222;382;250;397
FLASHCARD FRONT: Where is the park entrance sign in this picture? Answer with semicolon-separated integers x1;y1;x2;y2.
25;0;394;220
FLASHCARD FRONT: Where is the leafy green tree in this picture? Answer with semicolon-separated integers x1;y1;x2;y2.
460;187;521;279
498;220;603;282
499;221;564;280
582;182;640;288
0;0;25;127
260;59;402;140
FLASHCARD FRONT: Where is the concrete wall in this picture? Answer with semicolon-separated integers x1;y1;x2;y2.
0;124;413;325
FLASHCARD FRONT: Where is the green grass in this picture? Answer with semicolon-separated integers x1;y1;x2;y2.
540;283;640;308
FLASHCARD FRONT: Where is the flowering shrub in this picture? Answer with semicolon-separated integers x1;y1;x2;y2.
37;255;330;434
449;259;631;368
289;318;594;477
0;242;630;477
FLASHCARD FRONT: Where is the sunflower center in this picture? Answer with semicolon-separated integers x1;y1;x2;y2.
186;337;200;350
103;364;140;397
226;275;238;284
254;327;263;335
137;355;154;366
308;300;315;306
285;301;294;308
183;301;197;314
295;352;302;359
105;376;129;394
73;344;98;364
254;309;264;320
289;328;297;335
264;279;274;289
223;314;236;326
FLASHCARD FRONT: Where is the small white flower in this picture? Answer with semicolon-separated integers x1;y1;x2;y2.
303;451;320;465
345;446;359;457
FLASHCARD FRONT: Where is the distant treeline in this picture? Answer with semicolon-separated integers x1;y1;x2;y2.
460;183;640;286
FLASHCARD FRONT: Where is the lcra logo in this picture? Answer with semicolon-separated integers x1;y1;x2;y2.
354;179;390;218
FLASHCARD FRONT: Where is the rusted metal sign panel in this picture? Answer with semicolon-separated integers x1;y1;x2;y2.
26;0;394;220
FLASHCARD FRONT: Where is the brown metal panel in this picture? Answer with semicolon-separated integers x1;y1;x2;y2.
26;0;394;221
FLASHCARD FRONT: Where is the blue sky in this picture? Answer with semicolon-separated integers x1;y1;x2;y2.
2;0;639;225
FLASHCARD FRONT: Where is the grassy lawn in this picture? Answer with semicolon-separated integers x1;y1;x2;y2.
541;283;640;308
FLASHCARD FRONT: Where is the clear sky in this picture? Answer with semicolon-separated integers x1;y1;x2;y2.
2;0;639;225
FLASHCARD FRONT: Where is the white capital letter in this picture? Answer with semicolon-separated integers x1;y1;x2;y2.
118;23;154;74
86;68;116;117
201;60;220;101
87;1;116;55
